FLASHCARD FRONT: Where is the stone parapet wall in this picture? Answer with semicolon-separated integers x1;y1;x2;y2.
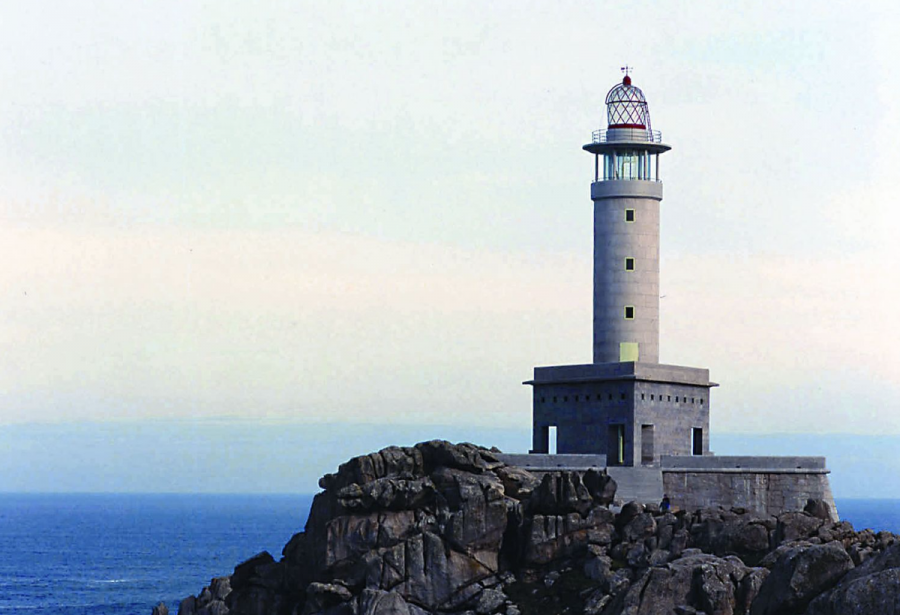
661;455;826;471
663;468;838;522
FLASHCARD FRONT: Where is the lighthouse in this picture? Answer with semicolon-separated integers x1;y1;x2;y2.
499;71;835;517
524;71;714;466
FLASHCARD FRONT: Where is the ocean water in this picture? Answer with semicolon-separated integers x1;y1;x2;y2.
0;494;897;615
0;494;313;615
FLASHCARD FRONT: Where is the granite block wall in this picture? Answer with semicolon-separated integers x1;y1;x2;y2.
662;469;838;521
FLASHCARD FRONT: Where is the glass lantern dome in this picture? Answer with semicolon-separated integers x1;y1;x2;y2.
605;75;652;131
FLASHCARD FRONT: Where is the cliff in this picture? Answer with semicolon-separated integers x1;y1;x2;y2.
159;441;900;615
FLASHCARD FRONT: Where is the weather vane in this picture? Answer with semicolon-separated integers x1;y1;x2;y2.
621;65;633;77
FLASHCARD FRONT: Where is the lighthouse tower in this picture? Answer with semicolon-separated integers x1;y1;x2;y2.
525;72;714;466
583;73;670;364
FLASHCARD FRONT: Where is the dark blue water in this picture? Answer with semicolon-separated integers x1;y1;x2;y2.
0;494;313;615
0;494;895;614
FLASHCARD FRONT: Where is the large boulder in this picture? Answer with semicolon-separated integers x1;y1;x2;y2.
690;508;774;561
805;540;900;614
750;542;853;615
805;568;900;615
603;553;751;615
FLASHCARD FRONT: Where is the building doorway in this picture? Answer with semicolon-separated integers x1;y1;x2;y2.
692;428;703;456
607;424;625;466
641;424;654;465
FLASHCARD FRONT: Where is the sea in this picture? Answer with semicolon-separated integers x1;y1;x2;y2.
0;495;898;615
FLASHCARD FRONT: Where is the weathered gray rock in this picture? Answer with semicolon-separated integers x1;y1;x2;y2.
528;472;594;516
152;603;169;615
161;442;900;615
357;588;412;615
774;511;826;545
494;465;540;500
582;468;617;506
177;596;195;615
804;499;833;521
337;477;436;512
622;512;657;543
523;507;614;565
197;602;228;615
805;568;900;615
690;507;774;561
751;542;853;615
473;587;506;614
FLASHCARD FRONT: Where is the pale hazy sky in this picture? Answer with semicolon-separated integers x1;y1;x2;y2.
2;0;899;437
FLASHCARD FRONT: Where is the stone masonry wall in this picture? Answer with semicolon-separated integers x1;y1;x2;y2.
663;469;838;521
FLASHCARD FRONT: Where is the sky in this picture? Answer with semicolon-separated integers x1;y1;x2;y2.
1;1;899;492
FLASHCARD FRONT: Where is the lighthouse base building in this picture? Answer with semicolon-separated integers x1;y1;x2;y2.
527;362;712;464
497;73;836;520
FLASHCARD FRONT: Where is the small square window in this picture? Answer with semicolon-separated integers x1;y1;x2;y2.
608;393;613;401
620;392;626;401
596;394;601;401
651;394;655;400
553;396;558;403
625;257;635;271
668;395;672;402
641;393;645;400
541;397;546;403
676;396;680;402
692;397;695;404
624;306;635;319
700;399;704;405
625;209;635;222
563;396;568;402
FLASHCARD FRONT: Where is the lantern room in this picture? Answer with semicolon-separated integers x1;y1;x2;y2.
583;74;671;184
606;75;651;130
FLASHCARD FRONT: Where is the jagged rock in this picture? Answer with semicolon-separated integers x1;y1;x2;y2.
431;466;507;555
605;554;748;615
474;587;507;614
161;442;899;615
177;596;195;615
649;548;671;567
804;499;833;521
208;577;231;602
528;472;594;516
357;588;412;615
622;512;657;542
774;511;826;545
197;602;228;615
152;603;169;615
523;507;614;565
395;531;497;609
805;568;900;615
230;552;276;590
494;465;540;500
615;501;644;531
417;440;503;475
750;542;853;615
584;554;612;581
303;582;354;615
582;469;617;506
690;508;773;562
320;446;424;492
337;477;436;512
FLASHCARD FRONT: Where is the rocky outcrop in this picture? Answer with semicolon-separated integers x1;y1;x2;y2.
162;442;900;615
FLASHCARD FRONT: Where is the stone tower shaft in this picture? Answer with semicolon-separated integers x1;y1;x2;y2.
583;77;670;364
